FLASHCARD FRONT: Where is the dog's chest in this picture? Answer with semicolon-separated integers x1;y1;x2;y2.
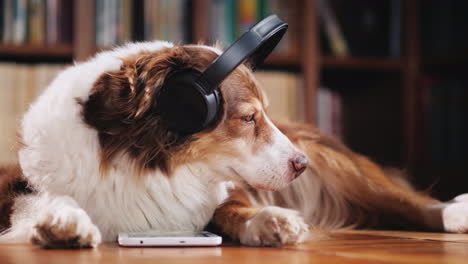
77;165;228;241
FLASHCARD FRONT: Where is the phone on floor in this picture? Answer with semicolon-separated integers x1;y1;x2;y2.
118;231;222;247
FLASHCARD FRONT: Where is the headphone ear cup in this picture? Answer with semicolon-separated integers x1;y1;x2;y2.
157;70;221;134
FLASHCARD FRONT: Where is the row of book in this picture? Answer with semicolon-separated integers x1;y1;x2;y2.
0;0;73;45
96;0;191;47
320;0;468;58
96;0;297;55
0;63;64;163
210;0;296;55
421;77;468;166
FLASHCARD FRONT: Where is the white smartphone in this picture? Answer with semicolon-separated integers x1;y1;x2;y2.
118;231;222;247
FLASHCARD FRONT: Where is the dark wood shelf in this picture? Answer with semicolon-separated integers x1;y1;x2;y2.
321;56;403;71
263;54;300;67
0;44;73;60
264;56;406;70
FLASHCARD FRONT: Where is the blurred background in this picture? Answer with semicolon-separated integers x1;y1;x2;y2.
0;0;467;200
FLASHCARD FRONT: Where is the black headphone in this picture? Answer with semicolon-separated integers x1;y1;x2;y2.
156;15;288;134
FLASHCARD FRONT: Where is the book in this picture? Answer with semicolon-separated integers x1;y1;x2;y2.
317;87;342;138
209;0;295;55
318;0;349;57
140;0;189;44
225;0;237;45
58;0;72;44
142;0;153;41
2;0;14;43
13;0;29;44
254;71;304;122
238;0;257;35
210;0;226;46
45;0;58;44
28;0;45;45
0;0;4;41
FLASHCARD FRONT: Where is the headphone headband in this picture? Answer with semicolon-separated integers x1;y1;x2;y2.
196;15;288;93
156;15;288;134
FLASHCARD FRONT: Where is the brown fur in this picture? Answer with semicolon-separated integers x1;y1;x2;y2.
0;165;35;233
212;120;441;241
31;215;93;249
212;187;260;240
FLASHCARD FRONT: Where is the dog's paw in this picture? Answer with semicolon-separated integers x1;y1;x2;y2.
442;196;468;233
239;206;309;247
31;207;102;249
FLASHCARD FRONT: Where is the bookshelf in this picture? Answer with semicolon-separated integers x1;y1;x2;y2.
1;0;467;200
0;44;73;60
320;57;403;71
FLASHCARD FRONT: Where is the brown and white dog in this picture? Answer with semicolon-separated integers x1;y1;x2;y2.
0;42;467;249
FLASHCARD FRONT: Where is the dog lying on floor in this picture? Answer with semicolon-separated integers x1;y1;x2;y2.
0;42;467;249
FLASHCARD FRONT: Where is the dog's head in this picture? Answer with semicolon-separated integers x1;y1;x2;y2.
81;44;307;190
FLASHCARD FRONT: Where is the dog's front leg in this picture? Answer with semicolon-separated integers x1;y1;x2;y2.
212;189;309;247
1;192;101;249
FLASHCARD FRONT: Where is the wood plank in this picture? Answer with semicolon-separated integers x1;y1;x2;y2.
338;230;468;242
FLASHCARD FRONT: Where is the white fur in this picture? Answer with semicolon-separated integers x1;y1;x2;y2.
442;201;468;233
425;194;468;233
454;194;468;203
239;206;309;246
0;193;101;246
411;195;468;233
1;41;233;245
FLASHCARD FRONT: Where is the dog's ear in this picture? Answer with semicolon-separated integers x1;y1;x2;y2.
122;51;180;119
81;47;193;132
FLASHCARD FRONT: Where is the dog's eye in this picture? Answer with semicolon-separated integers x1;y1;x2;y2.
241;113;256;123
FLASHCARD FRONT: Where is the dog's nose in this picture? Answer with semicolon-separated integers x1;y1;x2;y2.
290;154;308;177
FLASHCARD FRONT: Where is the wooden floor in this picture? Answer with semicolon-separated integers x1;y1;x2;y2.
1;230;468;264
